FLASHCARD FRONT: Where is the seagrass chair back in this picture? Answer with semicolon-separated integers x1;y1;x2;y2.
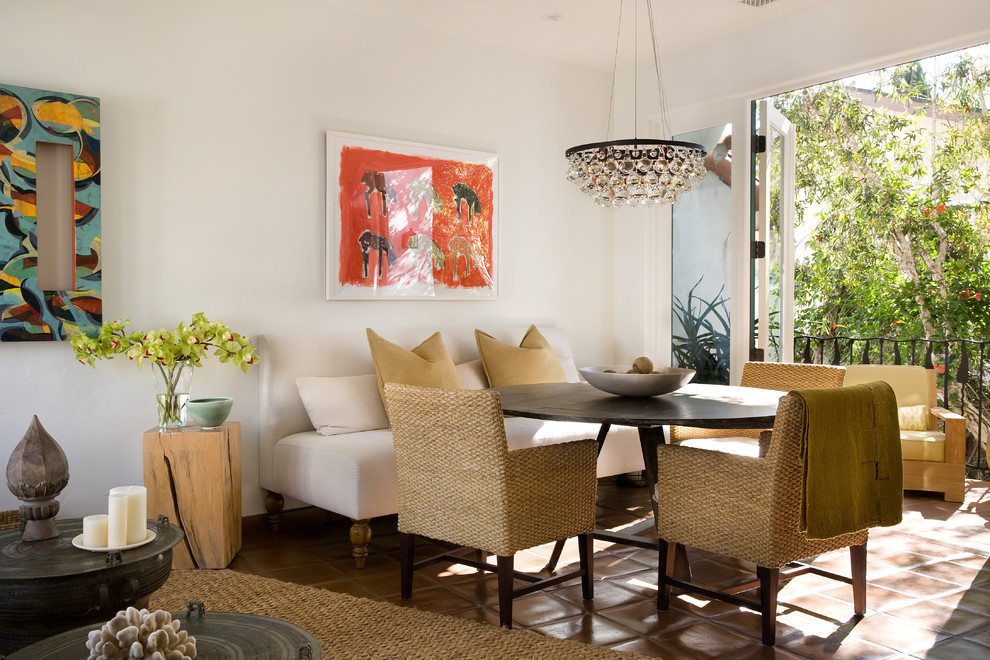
669;361;846;444
656;384;901;645
383;383;598;628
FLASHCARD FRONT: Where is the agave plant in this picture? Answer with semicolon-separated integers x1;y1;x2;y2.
672;279;730;384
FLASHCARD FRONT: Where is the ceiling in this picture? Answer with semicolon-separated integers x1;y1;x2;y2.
343;0;837;72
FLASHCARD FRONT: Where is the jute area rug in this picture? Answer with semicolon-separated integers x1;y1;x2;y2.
150;570;646;659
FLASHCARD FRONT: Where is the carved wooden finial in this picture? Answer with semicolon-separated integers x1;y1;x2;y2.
6;415;70;541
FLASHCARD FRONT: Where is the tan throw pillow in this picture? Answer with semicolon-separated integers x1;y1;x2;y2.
366;329;461;405
475;325;567;387
898;404;930;431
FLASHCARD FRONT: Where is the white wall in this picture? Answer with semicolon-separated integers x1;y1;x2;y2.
0;0;614;518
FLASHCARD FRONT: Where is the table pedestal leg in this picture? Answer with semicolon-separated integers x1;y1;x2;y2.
594;426;689;579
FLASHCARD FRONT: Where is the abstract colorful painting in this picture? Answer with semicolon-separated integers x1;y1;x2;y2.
0;83;101;341
327;132;498;300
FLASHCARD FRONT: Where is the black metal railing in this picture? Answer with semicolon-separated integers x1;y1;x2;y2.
795;335;990;477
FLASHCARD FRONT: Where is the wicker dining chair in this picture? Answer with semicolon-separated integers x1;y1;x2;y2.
656;384;902;646
383;383;598;629
669;361;847;455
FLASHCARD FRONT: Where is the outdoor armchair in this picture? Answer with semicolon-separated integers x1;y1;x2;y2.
844;364;966;502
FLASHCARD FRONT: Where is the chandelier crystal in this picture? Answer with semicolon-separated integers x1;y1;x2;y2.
565;0;708;207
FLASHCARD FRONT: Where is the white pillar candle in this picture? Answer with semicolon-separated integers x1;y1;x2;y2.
82;514;109;548
107;492;129;548
110;485;148;545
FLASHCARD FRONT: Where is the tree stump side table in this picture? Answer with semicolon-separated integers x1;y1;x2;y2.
143;421;242;569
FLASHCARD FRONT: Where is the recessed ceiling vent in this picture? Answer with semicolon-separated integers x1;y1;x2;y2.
739;0;780;7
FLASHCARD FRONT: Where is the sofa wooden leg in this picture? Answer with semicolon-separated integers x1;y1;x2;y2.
265;491;284;533
350;518;372;568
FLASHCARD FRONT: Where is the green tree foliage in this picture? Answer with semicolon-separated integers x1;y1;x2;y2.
771;49;990;341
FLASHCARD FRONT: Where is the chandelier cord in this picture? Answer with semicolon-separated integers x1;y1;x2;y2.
634;0;640;140
647;0;671;139
563;0;708;208
606;0;624;141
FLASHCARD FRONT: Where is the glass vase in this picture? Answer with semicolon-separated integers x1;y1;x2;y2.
152;360;193;429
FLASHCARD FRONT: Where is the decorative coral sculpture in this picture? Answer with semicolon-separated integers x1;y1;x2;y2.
86;607;197;660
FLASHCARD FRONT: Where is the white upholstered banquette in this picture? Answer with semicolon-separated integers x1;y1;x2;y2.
257;326;646;566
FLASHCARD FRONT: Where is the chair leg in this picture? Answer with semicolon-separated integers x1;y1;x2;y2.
850;542;867;616
399;532;414;600
578;533;594;601
544;539;566;573
497;555;514;628
758;566;780;646
657;540;675;611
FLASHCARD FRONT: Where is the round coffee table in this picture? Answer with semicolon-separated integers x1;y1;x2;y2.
0;516;183;654
6;603;322;659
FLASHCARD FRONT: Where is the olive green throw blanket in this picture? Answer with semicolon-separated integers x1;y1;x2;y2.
797;381;903;539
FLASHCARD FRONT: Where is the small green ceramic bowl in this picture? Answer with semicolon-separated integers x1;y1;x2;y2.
187;397;233;429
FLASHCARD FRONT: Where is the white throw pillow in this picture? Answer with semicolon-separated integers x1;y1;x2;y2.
296;375;389;436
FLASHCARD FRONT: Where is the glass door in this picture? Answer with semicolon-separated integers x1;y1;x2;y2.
753;100;796;362
671;124;734;384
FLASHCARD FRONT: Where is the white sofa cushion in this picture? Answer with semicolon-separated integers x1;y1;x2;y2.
273;430;399;520
678;436;762;458
273;419;645;520
296;374;389;436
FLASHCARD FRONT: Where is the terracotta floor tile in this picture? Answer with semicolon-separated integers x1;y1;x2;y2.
868;569;963;599
920;637;990;660
885;598;990;636
553;578;644;611
653;620;767;658
530;612;641;647
842;612;947;654
959;623;990;647
910;557;990;587
507;592;587;627
821;582;919;613
778;629;900;659
255;561;343;585
388;584;478;615
599;598;704;636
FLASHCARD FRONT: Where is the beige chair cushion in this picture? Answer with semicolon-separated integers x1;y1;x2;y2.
843;363;943;461
475;325;567;387
367;329;461;404
900;430;946;462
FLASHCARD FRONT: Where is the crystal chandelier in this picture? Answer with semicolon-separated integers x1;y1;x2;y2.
565;0;707;207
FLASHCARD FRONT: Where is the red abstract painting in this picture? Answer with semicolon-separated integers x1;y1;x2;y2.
327;133;498;300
